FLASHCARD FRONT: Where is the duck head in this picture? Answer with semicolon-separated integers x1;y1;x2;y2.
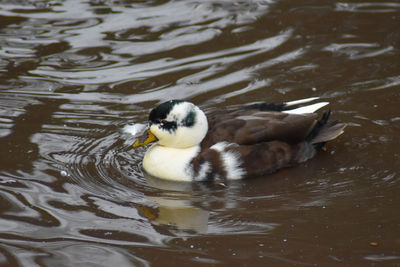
134;100;208;148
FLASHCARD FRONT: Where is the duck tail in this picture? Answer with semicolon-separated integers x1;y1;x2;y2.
306;110;346;150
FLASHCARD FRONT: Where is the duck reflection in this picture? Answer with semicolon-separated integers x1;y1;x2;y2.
138;172;211;234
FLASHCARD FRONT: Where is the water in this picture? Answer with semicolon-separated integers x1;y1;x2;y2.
0;0;399;266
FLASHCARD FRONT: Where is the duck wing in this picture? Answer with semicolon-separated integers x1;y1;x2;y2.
202;109;318;147
192;102;345;180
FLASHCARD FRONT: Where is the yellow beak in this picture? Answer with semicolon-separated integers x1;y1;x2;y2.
132;129;157;148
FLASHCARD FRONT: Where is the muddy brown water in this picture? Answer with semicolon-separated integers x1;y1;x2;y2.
0;1;399;266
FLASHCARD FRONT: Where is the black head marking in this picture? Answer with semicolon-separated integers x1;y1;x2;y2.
149;100;198;132
149;100;183;123
182;110;196;127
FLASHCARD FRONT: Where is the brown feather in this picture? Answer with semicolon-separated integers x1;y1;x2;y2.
202;109;319;148
193;105;345;180
310;122;346;144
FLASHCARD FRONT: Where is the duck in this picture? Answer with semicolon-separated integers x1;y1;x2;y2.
130;97;345;182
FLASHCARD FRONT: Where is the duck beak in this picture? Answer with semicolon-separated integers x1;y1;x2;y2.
132;129;158;148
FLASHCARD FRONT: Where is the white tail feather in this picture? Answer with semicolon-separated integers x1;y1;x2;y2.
284;102;329;114
285;97;320;106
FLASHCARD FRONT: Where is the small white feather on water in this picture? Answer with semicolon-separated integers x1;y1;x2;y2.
123;123;147;138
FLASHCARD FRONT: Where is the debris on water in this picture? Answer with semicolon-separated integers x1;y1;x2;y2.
215;182;226;187
369;242;378;247
0;179;16;184
60;170;68;177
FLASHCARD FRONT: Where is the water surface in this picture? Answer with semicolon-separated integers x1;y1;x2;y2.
0;0;399;266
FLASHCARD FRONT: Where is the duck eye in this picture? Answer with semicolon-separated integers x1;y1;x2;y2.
157;120;177;132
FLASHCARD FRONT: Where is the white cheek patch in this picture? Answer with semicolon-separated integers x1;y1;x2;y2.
211;142;246;180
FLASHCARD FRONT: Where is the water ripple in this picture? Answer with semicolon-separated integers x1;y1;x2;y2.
335;2;400;13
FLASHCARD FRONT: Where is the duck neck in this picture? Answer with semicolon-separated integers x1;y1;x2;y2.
142;143;200;182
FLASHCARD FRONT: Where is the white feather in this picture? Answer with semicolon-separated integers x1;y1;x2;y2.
195;162;211;181
285;97;320;106
123;123;147;137
143;144;200;182
211;142;245;180
284;102;329;114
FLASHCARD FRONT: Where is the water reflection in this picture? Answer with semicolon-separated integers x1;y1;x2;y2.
140;174;210;234
0;99;64;173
